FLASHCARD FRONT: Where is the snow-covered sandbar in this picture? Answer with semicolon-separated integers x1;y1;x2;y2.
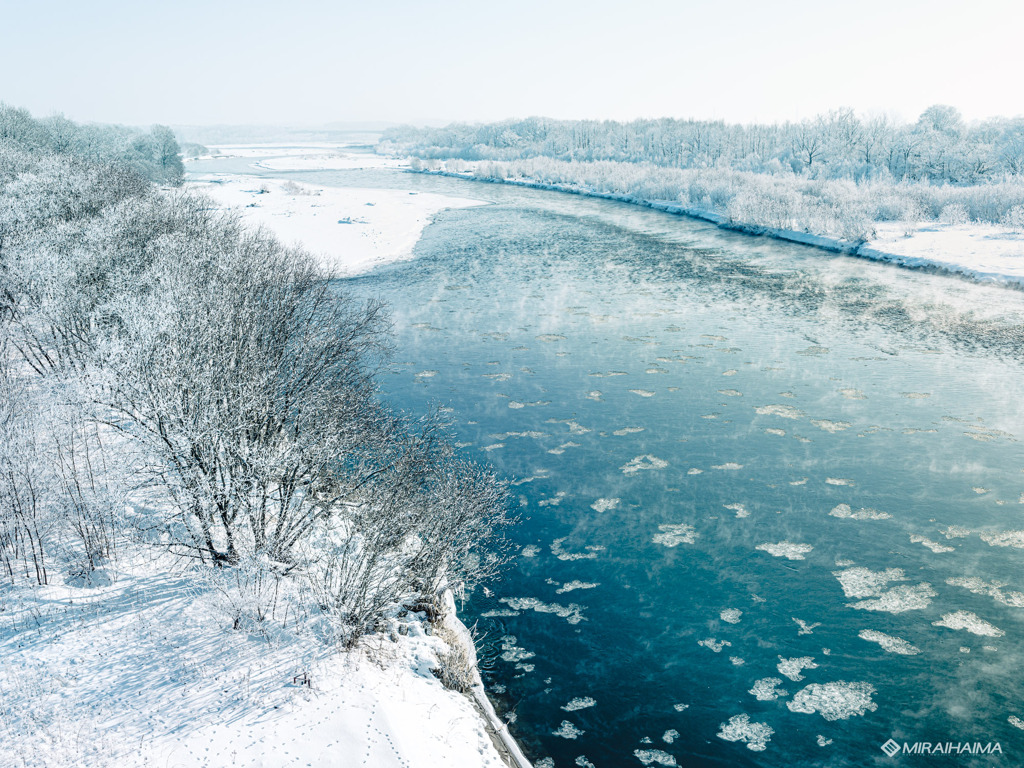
187;170;483;276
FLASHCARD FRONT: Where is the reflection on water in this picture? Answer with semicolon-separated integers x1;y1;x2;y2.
196;158;1024;766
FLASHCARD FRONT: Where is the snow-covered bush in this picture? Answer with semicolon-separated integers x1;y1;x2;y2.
1000;204;1024;232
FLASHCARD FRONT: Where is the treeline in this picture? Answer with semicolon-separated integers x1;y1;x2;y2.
381;106;1024;184
0;107;509;645
381;108;1024;242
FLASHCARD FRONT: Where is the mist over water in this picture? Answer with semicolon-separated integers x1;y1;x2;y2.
200;159;1024;766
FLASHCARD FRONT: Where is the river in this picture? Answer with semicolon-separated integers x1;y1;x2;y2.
190;155;1024;767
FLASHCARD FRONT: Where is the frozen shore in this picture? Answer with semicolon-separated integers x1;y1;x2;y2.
412;169;1024;289
186;170;483;276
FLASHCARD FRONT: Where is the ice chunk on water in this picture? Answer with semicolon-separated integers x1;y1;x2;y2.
536;334;568;342
980;530;1024;548
718;389;743;397
662;729;679;744
756;541;813;560
687;468;703;475
698;638;732;653
787;682;877;721
932;611;1005;636
910;534;954;553
521;545;541;557
575;757;596;768
825;477;854;486
1009;715;1024;730
817;735;833;746
538;492;567;507
556;581;599;594
591;498;620;513
724;503;749;518
653;524;698;547
941;525;971;539
833;567;906;598
766;428;786;436
829;504;891;520
720;608;743;624
553;720;584;739
793;618;821;635
613;426;645;436
755;404;804;419
481;608;521;618
777;656;818;682
749;678;788;700
811;419;851;433
712;462;744;470
561;697;596;712
717;714;774;752
839;388;866;400
849;584;937;613
633;749;678;766
622;455;669;474
586;390;603;401
500;636;535;663
549;441;581;454
946;576;1024;608
500;596;586;624
630;389;656;397
858;629;921;655
536;759;554;768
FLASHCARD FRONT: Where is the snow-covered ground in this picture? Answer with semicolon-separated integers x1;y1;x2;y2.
0;551;508;768
187;173;483;276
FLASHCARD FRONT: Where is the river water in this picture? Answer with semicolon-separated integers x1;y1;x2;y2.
191;156;1024;767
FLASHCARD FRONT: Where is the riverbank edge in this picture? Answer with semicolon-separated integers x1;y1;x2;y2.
441;591;534;768
407;169;1024;290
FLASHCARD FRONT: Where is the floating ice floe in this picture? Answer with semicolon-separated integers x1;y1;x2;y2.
630;389;656;397
787;682;878;721
575;756;596;768
717;714;774;752
553;720;584;739
687;468;703;475
833;567;907;599
755;404;804;419
718;389;743;397
653;524;698;547
561;697;596;712
979;530;1024;548
811;419;852;433
483;372;513;381
556;581;599;594
591;498;620;513
817;735;833;746
586;390;603;401
941;525;971;539
945;576;1024;608
538;492;567;507
766;428;786;436
414;370;438;378
777;656;818;682
499;636;535;663
663;730;679;744
749;677;788;700
829;504;891;520
547;418;592;435
932;611;1005;637
720;608;743;624
698;638;732;653
549;441;581;454
536;759;554;768
848;583;937;613
839;388;866;400
794;618;821;635
910;534;954;553
797;345;829;356
722;369;738;376
673;703;689;712
1009;715;1024;730
536;334;568;342
790;478;808;485
633;748;678;766
901;392;931;399
825;477;854;486
482;443;505;452
589;371;629;377
481;608;521;618
520;545;541;557
712;462;744;470
622;455;669;475
613;426;645;436
858;629;921;655
549;537;598;561
509;400;551;409
756;541;813;560
724;504;749;518
730;656;745;666
500;597;586;625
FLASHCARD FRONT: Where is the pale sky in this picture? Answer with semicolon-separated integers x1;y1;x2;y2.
1;0;1022;127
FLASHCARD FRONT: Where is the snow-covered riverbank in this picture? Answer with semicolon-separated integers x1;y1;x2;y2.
0;551;510;768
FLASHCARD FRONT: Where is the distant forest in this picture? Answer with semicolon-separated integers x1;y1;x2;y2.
381;108;1024;242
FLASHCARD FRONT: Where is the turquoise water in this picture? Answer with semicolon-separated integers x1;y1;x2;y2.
195;159;1024;766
